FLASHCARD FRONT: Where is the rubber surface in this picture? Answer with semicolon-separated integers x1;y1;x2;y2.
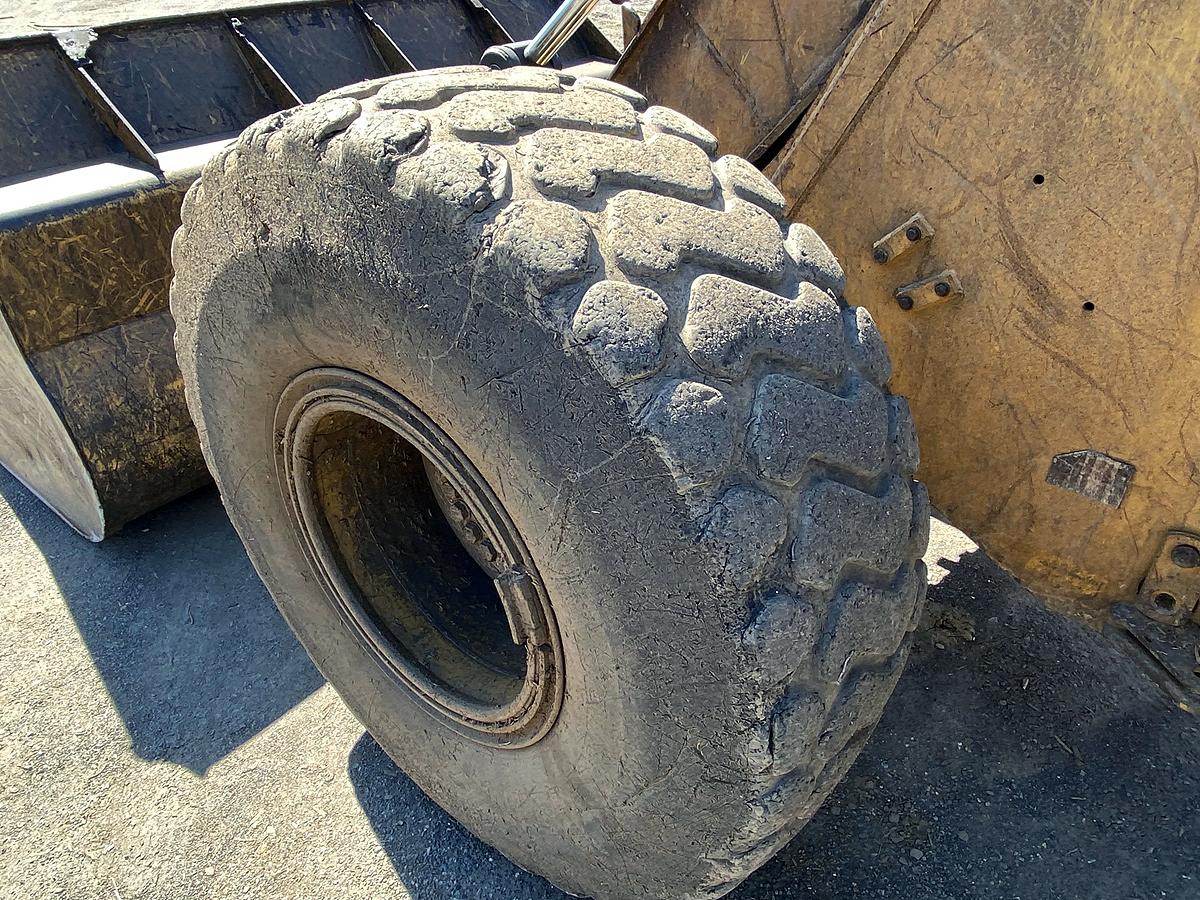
170;66;928;899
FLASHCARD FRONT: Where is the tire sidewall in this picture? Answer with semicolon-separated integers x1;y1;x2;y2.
177;160;756;896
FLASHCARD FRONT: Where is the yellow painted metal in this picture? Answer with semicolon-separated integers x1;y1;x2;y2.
612;0;869;161
766;0;1200;617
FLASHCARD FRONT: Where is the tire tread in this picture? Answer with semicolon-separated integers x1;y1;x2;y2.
173;67;929;900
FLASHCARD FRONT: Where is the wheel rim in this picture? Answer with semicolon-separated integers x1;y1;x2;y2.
275;367;563;748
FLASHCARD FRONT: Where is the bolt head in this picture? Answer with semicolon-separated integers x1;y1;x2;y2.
896;294;914;310
934;281;951;297
1172;543;1200;568
905;225;923;242
872;246;889;264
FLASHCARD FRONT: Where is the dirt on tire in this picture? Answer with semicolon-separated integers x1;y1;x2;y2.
169;66;928;899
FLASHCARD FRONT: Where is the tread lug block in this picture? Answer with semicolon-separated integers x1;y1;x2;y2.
573;75;648;110
909;561;930;632
445;88;637;140
845;305;892;387
816;567;923;683
281;98;362;149
743;590;820;686
742;770;822;847
608;192;788;285
888;396;920;475
681;276;845;380
716;155;786;214
394;142;510;223
791;478;916;591
345;110;430;176
371;66;566;109
488;198;591;319
570;280;668;385
817;654;906;760
910;481;932;556
638;380;733;489
786;222;846;295
644;105;719;155
749;375;889;486
699;486;788;593
528;129;714;202
768;688;827;774
237;108;297;154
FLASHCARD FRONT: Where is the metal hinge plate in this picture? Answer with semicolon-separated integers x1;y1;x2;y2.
871;212;934;265
1137;529;1200;625
895;269;963;312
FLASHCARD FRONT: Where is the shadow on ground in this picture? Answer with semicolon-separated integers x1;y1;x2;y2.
8;460;1196;896
0;469;323;774
743;546;1200;900
349;539;1200;899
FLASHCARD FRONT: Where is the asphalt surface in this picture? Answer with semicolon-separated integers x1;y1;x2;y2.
2;464;1198;900
3;2;1200;897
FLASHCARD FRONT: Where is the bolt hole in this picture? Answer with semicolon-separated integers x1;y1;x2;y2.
1152;592;1178;613
1082;301;1095;312
1033;174;1046;185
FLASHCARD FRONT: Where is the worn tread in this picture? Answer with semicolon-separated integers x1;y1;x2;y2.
608;191;788;285
174;68;928;900
529;128;715;202
681;275;845;381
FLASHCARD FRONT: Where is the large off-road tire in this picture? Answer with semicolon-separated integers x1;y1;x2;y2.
170;66;928;899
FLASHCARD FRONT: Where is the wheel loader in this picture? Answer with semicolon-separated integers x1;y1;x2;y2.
0;0;1196;896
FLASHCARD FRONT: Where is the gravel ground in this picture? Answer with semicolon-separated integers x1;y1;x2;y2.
2;466;1198;900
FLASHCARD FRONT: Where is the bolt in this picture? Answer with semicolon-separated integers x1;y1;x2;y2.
897;294;914;310
872;246;889;264
934;281;951;297
905;225;923;242
1171;543;1200;568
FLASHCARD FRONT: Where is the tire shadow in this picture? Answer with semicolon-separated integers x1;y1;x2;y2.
0;468;323;774
349;527;1200;899
739;541;1200;899
24;451;1189;897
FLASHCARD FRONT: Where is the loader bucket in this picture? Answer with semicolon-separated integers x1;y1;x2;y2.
0;0;616;539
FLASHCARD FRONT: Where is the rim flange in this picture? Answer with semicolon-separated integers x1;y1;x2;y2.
274;367;564;749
